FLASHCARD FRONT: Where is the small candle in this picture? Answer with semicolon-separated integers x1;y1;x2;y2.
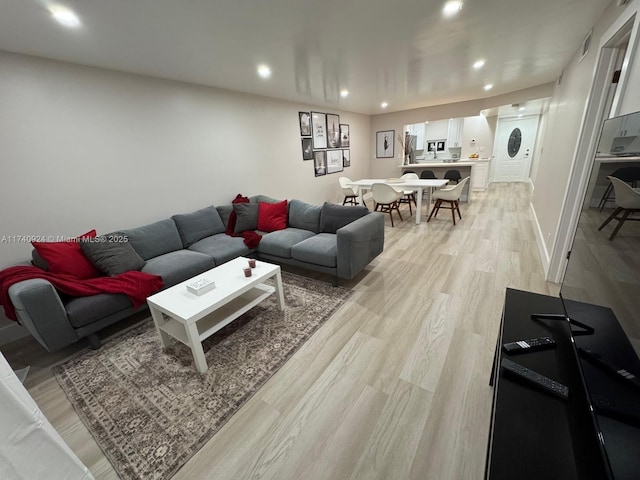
248;259;256;268
243;267;252;278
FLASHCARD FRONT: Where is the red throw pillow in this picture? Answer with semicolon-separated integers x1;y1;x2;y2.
258;200;288;232
32;229;101;279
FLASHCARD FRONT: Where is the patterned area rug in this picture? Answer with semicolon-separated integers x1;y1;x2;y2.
53;272;351;480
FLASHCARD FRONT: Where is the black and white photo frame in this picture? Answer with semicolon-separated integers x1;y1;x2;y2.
299;111;311;136
342;149;350;167
326;114;341;148
311;112;328;149
314;151;327;176
339;124;350;147
301;138;313;160
376;130;394;158
326;150;344;174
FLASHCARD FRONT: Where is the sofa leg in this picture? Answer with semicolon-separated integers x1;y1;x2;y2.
333;275;339;287
87;333;102;350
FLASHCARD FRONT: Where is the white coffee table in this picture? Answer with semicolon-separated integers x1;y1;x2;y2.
147;257;285;373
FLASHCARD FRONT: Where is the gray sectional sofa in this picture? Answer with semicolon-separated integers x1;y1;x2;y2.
8;196;385;352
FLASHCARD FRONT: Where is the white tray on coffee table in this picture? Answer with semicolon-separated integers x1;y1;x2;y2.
147;257;284;373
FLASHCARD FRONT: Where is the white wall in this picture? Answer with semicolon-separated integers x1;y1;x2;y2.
369;83;555;179
461;115;497;159
529;104;550;187
0;51;370;270
0;51;371;338
531;0;640;267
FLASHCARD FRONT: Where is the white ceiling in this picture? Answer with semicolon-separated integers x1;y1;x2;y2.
0;0;610;115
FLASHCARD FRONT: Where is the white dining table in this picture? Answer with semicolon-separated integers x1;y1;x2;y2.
347;178;450;224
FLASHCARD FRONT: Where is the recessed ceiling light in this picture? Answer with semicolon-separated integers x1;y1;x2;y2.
473;59;485;69
381;102;388;109
518;114;523;118
340;89;349;98
443;1;463;17
257;64;271;79
48;5;81;27
484;84;493;91
519;106;526;111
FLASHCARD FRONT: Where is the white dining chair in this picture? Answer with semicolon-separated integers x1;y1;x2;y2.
597;176;640;240
396;172;418;215
372;183;404;227
339;176;362;206
427;176;470;225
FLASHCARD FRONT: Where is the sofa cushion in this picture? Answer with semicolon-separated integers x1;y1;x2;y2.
288;199;321;233
31;230;100;279
120;219;183;261
291;233;337;268
189;234;255;265
141;250;214;287
79;237;145;276
257;228;315;258
319;203;368;234
233;203;259;233
216;204;234;230
66;293;133;329
258;200;288;232
172;206;226;247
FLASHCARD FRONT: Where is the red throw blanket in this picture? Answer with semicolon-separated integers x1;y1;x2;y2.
226;194;262;249
0;266;164;322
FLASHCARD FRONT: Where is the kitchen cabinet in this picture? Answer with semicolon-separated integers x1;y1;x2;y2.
447;118;464;148
471;161;489;191
616;114;640;137
406;123;426;151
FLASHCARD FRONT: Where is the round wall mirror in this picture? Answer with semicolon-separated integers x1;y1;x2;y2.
508;128;522;158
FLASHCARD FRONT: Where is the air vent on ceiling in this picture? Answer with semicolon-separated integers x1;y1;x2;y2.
617;0;628;6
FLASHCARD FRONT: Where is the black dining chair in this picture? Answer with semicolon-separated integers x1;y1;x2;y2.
444;169;462;184
420;170;437;179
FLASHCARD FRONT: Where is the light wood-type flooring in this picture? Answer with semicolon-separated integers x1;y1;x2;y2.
4;182;560;480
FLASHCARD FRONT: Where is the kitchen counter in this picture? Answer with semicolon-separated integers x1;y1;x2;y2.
401;159;489;168
399;158;491;193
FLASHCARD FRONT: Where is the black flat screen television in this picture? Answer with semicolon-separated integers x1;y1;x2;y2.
559;110;640;480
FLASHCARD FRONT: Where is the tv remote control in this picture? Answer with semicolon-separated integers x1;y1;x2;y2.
502;336;556;354
578;347;640;390
501;358;569;400
591;394;640;427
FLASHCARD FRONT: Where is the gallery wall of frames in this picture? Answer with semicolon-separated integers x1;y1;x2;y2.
299;111;350;177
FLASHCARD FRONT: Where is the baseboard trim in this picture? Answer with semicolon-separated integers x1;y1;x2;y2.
529;202;550;275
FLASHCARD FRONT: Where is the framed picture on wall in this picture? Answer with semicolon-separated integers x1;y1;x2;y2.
427;139;446;152
299;111;311;136
327;150;344;174
311;112;327;149
342;149;350;167
339;124;350;147
580;29;593;63
301;138;313;160
326;114;341;148
376;130;394;158
314;151;327;176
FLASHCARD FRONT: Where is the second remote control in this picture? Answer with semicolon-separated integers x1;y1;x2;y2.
503;336;556;354
501;358;569;400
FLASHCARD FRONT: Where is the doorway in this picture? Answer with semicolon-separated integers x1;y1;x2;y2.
491;115;540;182
547;14;637;283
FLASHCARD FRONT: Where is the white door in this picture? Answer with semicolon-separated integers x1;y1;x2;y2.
491;116;539;182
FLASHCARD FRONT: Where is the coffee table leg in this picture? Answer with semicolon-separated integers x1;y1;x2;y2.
149;306;172;348
186;323;208;374
274;271;285;310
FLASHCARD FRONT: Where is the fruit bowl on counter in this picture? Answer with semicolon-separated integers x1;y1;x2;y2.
468;153;480;159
